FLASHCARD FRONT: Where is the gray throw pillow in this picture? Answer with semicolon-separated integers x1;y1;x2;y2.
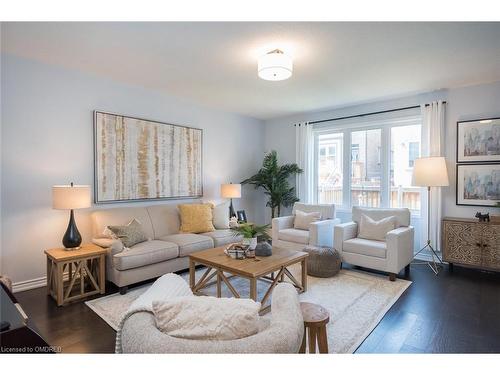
107;219;148;248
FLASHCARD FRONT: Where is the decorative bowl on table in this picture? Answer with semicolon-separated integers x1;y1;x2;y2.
224;243;249;259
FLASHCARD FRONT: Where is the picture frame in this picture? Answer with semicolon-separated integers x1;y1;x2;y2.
457;117;500;163
94;111;203;203
237;210;247;223
456;163;500;207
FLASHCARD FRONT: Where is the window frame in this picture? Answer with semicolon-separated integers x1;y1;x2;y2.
312;114;422;216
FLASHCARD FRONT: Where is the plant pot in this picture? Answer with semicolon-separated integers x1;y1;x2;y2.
242;237;258;250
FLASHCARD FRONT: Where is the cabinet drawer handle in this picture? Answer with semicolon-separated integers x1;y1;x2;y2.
482;244;488;248
476;242;482;247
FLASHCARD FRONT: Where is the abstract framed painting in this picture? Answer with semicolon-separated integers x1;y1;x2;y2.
457;118;500;163
94;111;203;203
456;163;500;207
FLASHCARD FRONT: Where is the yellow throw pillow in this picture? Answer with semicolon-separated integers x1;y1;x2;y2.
178;203;215;233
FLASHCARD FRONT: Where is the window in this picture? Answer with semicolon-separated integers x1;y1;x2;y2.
317;133;343;206
351;129;381;207
408;141;419;167
313;115;422;214
391;125;421;210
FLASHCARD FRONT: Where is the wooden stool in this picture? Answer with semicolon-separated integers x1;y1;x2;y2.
299;302;330;354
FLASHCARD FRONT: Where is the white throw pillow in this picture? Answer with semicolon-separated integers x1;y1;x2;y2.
358;214;397;241
153;296;261;340
212;201;230;229
294;210;321;230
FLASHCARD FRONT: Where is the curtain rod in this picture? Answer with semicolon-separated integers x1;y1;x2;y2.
295;101;447;126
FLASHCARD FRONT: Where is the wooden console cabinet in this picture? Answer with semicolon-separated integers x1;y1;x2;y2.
442;217;500;272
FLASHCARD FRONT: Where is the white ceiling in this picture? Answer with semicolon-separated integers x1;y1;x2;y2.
2;22;500;120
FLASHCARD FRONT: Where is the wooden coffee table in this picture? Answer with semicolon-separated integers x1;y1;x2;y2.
189;246;308;313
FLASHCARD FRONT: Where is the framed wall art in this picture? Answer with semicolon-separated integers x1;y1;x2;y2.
457;117;500;163
94;111;203;203
456;163;500;207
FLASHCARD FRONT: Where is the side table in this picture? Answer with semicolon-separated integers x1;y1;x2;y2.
45;243;107;306
299;302;330;354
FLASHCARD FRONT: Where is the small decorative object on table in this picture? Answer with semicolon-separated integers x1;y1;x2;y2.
229;216;239;228
255;241;273;257
224;243;248;259
231;223;271;251
475;212;490;222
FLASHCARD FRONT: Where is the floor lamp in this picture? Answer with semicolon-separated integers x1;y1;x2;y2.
412;156;449;275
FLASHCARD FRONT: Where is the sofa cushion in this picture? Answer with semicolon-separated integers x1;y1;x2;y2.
278;228;309;245
358;214;396;242
146;204;183;238
159;234;214;257
152;296;261;340
352;206;410;228
292;202;334;219
201;229;240;247
211;201;230;229
91;207;154;240
178;203;216;234
108;219;149;248
342;238;387;259
113;240;179;271
294;210;321;230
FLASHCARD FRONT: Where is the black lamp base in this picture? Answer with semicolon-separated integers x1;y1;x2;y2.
229;198;236;219
63;209;82;250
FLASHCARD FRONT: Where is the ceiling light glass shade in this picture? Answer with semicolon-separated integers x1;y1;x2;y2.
257;49;293;81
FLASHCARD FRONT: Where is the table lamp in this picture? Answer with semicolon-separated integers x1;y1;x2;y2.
220;183;241;218
412;156;449;274
52;183;91;250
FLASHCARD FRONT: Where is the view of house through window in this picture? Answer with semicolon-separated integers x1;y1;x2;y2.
351;129;382;207
317;133;343;206
315;117;421;214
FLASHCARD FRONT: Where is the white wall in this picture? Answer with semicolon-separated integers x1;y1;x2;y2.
264;81;500;222
1;54;265;288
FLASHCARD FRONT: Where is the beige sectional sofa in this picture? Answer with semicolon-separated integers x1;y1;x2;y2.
91;202;238;294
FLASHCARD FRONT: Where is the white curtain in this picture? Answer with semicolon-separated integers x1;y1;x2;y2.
295;122;314;203
420;101;446;251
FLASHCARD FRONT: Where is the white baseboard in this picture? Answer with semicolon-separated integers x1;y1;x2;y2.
12;276;47;293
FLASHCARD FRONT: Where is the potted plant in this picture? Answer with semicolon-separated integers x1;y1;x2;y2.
242;150;303;219
231;223;271;250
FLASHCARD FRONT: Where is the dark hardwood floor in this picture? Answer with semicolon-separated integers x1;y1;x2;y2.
13;264;500;354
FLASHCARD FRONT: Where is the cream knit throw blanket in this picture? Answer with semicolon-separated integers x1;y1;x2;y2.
115;273;193;353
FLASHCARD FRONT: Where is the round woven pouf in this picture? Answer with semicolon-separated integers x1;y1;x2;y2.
303;246;341;278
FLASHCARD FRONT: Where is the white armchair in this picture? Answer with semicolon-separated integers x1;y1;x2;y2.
272;202;341;251
334;206;414;281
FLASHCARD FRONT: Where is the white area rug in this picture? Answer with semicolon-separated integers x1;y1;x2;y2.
85;266;411;353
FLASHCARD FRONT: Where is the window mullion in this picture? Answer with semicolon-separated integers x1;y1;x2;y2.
343;130;351;209
380;126;390;208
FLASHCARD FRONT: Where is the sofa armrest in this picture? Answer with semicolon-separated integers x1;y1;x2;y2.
386;226;414;274
333;222;358;253
272;216;295;242
92;237;124;256
309;218;341;247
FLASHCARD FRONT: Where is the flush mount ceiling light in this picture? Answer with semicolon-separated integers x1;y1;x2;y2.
257;49;293;81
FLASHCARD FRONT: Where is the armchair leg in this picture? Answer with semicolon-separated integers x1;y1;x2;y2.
119;286;128;295
404;265;410;277
389;273;396;282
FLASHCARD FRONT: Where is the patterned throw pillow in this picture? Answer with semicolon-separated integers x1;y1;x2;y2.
178;203;215;233
107;219;148;248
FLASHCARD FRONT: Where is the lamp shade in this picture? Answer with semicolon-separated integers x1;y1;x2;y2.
412;157;449;187
220;183;241;199
52;185;91;210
